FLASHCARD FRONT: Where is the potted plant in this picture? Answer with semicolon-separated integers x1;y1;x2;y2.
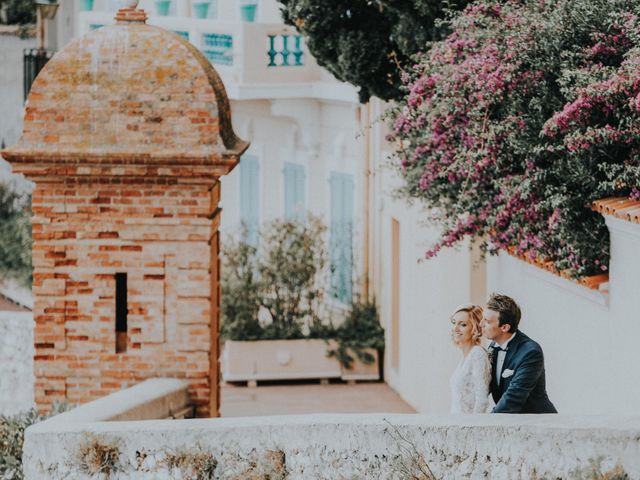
239;0;257;22
155;0;171;16
220;217;383;383
326;298;384;381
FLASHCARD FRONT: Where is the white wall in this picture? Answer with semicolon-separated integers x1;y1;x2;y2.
0;311;35;415
486;215;640;414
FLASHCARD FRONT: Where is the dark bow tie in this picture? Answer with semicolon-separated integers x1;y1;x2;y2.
491;345;507;352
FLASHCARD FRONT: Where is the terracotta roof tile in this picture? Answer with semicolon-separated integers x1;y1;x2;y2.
505;247;609;291
592;198;640;224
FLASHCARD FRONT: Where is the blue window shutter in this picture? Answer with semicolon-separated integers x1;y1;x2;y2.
240;155;260;246
330;172;354;303
284;163;295;220
284;162;305;220
294;164;305;219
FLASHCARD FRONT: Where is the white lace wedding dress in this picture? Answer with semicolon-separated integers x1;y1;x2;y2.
449;345;492;414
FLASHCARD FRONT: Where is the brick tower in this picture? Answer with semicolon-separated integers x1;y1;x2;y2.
3;6;247;417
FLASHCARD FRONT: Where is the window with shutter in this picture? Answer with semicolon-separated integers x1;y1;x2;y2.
329;172;354;304
284;162;306;220
240;155;260;246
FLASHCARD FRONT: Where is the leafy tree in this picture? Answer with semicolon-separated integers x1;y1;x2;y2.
0;403;70;480
0;0;36;25
278;0;470;102
0;179;31;286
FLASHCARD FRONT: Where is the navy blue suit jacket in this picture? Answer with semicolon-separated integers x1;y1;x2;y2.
490;330;557;414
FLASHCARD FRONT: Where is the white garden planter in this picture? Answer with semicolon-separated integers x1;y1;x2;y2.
221;339;379;383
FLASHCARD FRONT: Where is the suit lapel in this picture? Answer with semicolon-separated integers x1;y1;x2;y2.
500;331;523;393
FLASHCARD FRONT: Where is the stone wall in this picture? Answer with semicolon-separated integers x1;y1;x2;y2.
24;412;640;479
0;311;34;415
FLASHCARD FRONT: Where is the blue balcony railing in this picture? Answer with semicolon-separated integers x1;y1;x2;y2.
267;34;304;67
202;33;233;66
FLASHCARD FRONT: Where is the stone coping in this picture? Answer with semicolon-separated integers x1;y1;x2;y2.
25;411;640;478
41;378;191;425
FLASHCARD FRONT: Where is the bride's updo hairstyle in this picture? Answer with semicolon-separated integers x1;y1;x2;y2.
451;304;484;345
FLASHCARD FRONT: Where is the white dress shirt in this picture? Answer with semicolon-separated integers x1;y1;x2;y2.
495;332;516;386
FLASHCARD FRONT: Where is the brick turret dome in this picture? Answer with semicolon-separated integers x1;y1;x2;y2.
4;7;247;174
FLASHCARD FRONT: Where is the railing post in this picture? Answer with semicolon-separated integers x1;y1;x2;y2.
280;34;290;66
267;34;277;66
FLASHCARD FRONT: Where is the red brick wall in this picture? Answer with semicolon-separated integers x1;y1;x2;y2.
31;175;220;417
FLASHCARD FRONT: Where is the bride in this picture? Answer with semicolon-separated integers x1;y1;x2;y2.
449;304;492;414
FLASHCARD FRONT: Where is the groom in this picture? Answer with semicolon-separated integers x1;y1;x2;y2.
481;293;557;414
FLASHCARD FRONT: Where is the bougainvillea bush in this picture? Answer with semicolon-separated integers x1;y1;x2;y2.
388;0;640;277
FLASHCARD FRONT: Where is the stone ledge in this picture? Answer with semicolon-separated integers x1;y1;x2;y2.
24;412;640;479
41;378;192;426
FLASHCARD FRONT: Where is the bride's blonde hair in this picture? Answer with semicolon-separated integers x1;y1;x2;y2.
451;304;484;345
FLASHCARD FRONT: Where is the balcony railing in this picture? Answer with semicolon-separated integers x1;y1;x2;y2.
23;48;55;101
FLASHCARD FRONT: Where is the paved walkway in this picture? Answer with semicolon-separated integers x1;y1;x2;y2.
220;381;416;417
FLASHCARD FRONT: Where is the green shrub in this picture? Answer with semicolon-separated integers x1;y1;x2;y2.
220;229;263;341
0;0;36;25
0;180;32;287
326;298;384;369
221;216;327;341
0;403;69;480
258;216;327;340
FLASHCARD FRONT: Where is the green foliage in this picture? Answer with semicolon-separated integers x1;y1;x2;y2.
0;403;70;480
326;298;384;368
221;216;327;341
0;0;35;25
258;216;327;339
278;0;470;102
0;180;32;287
220;229;263;341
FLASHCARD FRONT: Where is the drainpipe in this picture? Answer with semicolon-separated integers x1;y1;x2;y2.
361;102;371;301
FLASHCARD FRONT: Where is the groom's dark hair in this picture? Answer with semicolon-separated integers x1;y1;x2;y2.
486;294;521;333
